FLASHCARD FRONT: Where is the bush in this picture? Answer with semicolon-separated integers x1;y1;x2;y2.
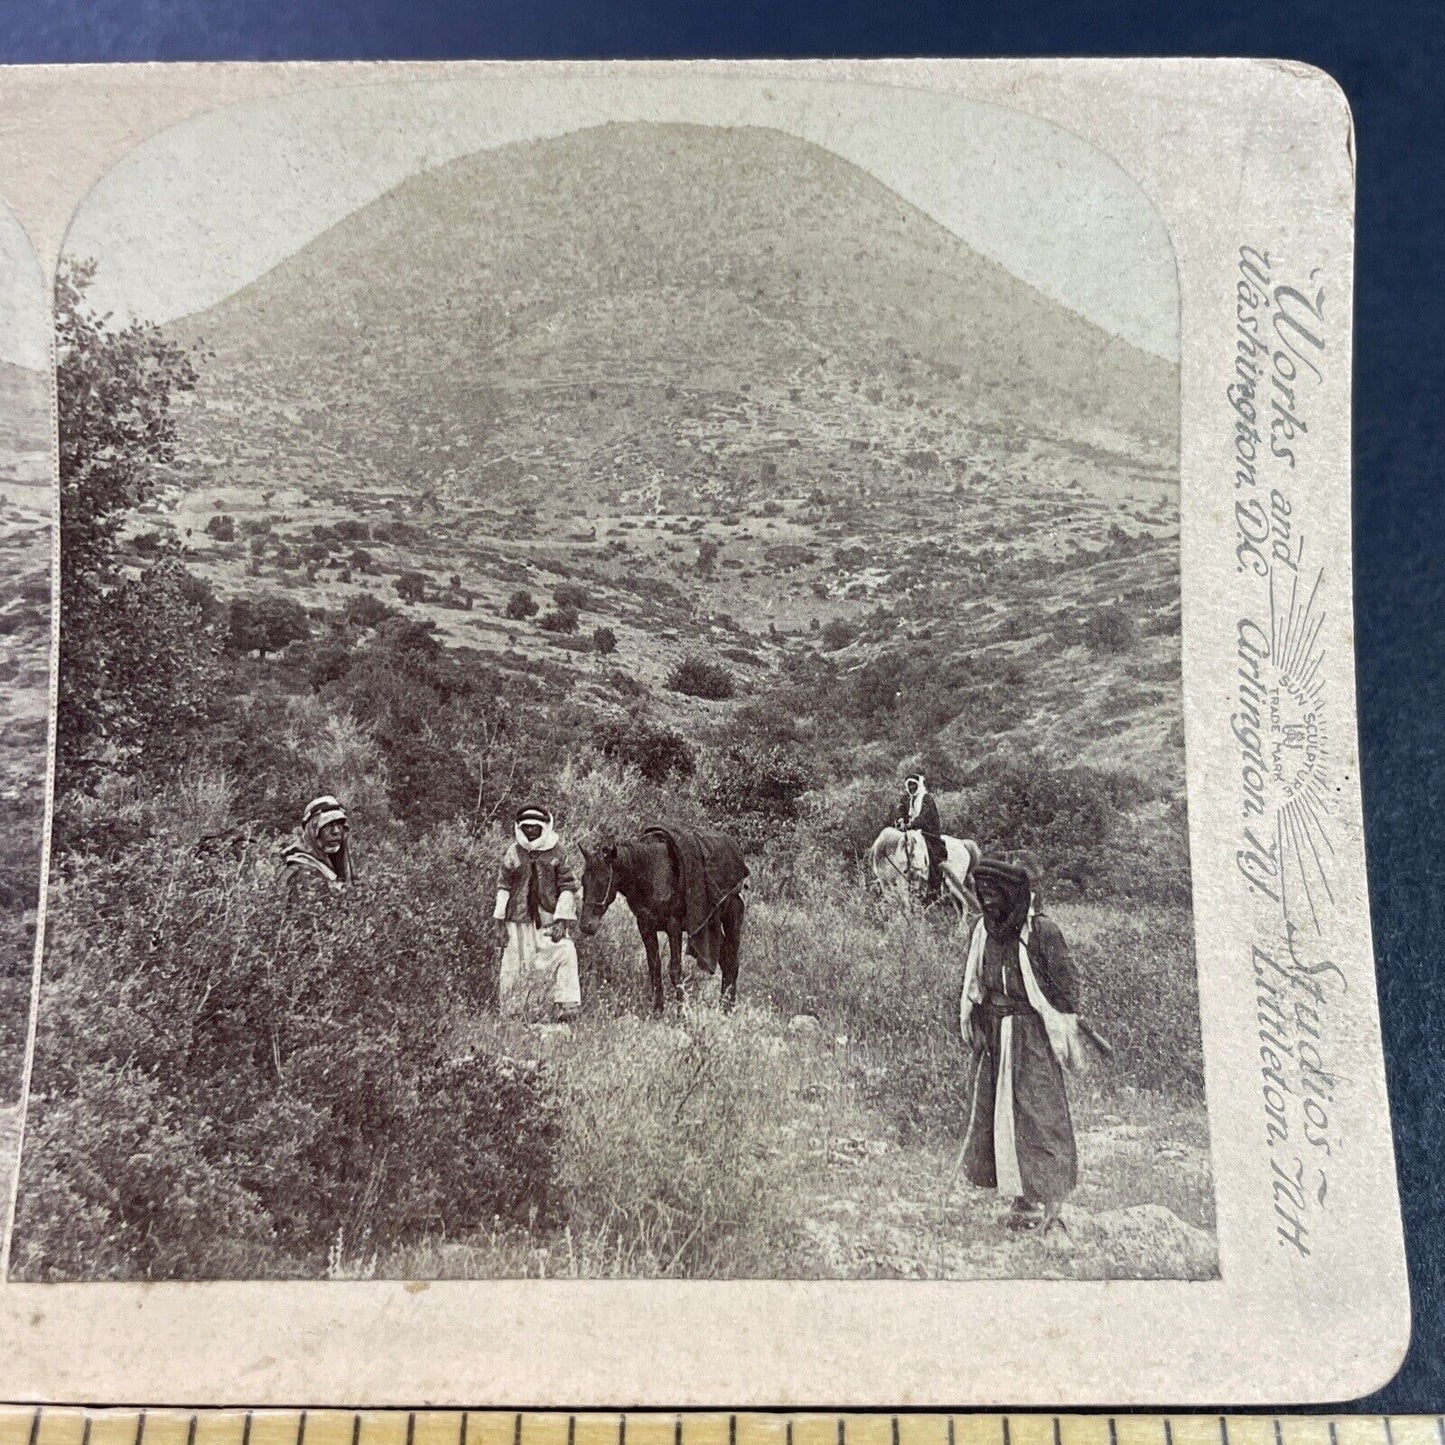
342;592;401;630
696;741;814;853
592;626;618;656
10;836;563;1280
553;583;589;613
819;618;856;651
594;716;695;783
205;514;236;542
538;606;580;635
504;589;538;621
1080;603;1137;654
666;655;735;700
226;593;311;659
395;571;430;605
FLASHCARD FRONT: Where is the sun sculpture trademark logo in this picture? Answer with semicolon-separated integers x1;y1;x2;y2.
1237;567;1335;932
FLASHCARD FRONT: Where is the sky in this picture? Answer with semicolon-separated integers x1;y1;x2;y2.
0;202;47;372
3;71;1181;367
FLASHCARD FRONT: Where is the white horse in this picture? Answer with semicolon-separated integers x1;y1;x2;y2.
869;826;981;917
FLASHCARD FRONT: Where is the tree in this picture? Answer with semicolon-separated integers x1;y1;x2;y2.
343;592;401;630
592;626;618;656
55;260;212;791
554;582;589;613
395;571;429;604
504;589;539;621
204;514;236;542
226;594;311;660
697;538;721;577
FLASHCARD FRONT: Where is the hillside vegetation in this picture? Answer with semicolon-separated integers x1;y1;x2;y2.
0;360;52;1193
14;124;1212;1279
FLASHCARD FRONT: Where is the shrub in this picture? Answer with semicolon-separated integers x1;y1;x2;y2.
205;514;236;542
342;592;401;630
10;835;563;1280
538;607;580;635
504;589;538;621
395;571;429;605
666;655;735;700
226;593;311;659
1080;603;1137;654
819;618;856;652
592;626;618;656
553;583;589;613
696;741;814;853
594;717;695;784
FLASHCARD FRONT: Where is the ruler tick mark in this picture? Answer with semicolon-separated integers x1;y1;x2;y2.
298;1412;308;1445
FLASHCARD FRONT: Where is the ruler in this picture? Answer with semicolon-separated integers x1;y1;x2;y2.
0;1415;1437;1445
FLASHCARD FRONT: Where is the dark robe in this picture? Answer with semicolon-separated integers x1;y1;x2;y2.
898;791;946;894
962;909;1079;1204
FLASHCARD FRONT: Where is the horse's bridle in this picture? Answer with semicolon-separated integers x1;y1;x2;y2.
593;850;621;913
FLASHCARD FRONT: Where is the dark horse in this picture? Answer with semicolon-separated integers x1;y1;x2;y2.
579;829;746;1013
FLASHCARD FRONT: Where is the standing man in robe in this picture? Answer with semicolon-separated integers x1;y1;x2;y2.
896;772;946;904
959;857;1084;1234
492;804;583;1023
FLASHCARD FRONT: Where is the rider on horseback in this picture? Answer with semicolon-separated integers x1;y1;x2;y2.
897;773;948;905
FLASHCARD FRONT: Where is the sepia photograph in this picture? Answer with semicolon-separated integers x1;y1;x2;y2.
7;76;1215;1284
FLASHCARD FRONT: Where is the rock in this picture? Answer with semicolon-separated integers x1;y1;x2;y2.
1069;1203;1217;1278
786;1014;822;1037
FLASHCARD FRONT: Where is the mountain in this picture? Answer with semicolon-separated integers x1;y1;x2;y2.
168;122;1175;476
147;121;1185;789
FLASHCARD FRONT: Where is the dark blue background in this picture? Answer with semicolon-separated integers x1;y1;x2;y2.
1;0;1439;1414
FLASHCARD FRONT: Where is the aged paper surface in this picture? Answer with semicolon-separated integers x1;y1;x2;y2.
0;59;1405;1404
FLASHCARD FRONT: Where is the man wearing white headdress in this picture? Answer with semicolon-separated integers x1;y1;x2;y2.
493;804;582;1022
